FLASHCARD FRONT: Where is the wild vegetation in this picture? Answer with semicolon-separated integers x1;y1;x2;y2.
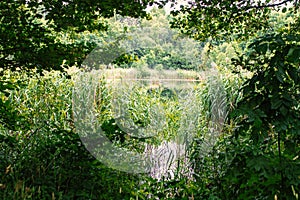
1;1;300;199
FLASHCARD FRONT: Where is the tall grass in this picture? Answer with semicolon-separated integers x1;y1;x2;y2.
0;70;140;199
1;66;244;199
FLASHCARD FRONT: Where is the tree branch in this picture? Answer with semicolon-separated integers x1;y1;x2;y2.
245;0;293;11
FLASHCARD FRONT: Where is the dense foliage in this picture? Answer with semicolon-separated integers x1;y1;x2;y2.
0;0;154;72
170;0;299;40
226;33;300;199
1;0;300;199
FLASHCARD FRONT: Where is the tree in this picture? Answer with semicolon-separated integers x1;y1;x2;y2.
0;0;154;73
168;0;300;198
169;0;299;41
111;8;204;70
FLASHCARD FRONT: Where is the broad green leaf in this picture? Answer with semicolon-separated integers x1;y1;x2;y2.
287;47;300;63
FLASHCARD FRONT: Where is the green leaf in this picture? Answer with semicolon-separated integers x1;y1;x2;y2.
287;47;300;63
256;42;269;54
271;98;283;110
279;105;288;116
282;7;287;13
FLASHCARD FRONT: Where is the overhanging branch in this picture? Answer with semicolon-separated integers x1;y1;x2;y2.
245;0;293;11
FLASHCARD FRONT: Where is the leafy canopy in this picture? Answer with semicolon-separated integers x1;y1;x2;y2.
169;0;299;41
0;0;155;72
